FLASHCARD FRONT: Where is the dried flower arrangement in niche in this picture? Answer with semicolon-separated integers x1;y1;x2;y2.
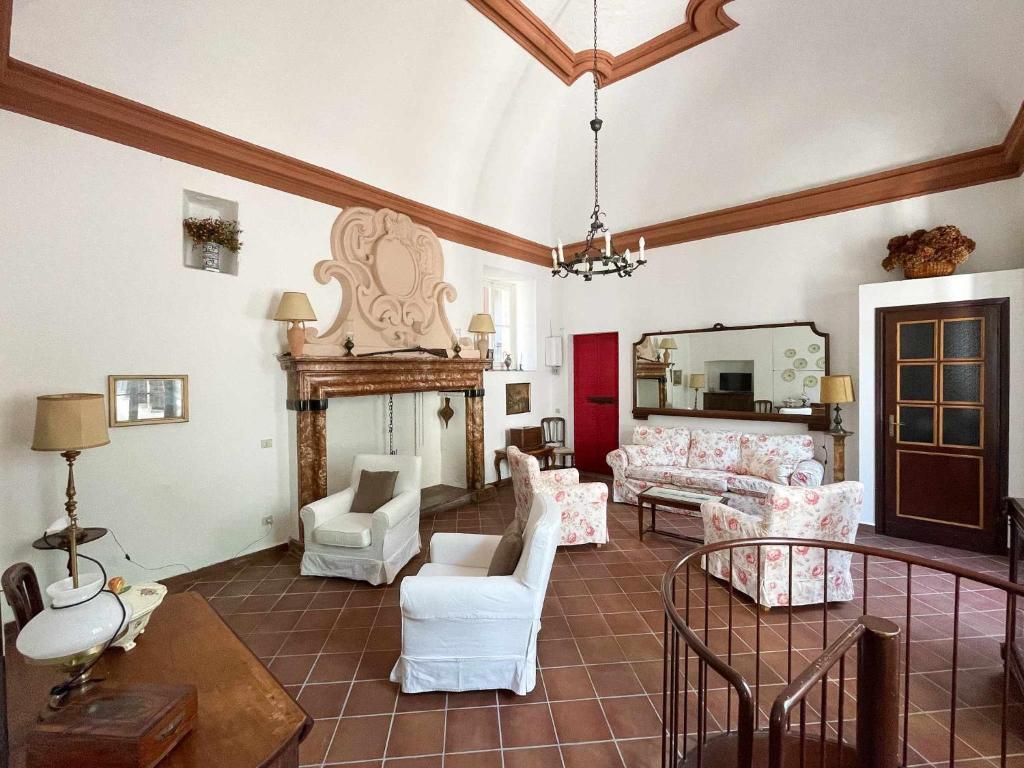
183;217;242;272
882;225;975;279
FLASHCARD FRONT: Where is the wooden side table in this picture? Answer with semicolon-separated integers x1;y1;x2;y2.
6;592;312;768
494;446;553;483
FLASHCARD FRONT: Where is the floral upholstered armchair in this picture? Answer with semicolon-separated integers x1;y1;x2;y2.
506;446;608;546
700;481;864;608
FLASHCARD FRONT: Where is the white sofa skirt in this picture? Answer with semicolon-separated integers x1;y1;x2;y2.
301;528;421;585
390;615;541;695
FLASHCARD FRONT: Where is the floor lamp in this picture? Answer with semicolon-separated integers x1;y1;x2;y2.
820;375;855;482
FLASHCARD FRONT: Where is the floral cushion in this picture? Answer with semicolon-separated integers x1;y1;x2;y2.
740;433;815;482
688;429;742;472
622;443;674;467
624;465;730;494
725;474;775;496
631;426;690;467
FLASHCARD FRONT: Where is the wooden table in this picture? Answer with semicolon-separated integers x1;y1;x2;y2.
637;488;723;544
5;592;312;768
494;446;553;483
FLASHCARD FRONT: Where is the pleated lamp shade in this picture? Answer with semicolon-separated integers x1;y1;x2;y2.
689;373;706;389
658;338;678;350
32;394;110;452
820;375;855;404
468;314;496;334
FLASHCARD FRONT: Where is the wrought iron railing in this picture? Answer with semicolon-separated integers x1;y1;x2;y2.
661;535;1023;768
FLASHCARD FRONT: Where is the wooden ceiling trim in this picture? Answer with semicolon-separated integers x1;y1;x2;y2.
467;0;736;86
0;58;550;266
562;102;1024;254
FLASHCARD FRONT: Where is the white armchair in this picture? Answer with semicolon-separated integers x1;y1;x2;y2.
389;493;560;695
507;445;608;546
300;454;422;585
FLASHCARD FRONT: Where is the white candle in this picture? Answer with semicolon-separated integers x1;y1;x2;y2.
557;239;564;261
639;236;646;261
624;248;631;264
604;231;611;258
551;249;558;269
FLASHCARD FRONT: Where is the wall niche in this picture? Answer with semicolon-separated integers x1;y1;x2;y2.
182;189;240;276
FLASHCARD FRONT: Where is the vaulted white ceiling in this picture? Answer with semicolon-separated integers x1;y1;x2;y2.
10;0;1024;246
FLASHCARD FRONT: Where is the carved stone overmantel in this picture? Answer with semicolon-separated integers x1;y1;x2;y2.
279;354;490;539
304;207;458;356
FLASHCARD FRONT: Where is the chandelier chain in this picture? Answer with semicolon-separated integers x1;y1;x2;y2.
593;0;599;214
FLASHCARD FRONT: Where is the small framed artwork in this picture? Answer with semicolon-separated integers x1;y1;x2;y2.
671;370;684;386
506;382;531;415
108;375;189;427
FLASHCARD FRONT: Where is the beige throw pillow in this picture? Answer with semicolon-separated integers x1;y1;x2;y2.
487;520;524;576
351;470;399;514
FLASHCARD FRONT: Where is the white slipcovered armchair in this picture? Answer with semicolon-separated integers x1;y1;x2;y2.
389;493;560;695
507;445;608;546
300;454;422;585
701;481;864;608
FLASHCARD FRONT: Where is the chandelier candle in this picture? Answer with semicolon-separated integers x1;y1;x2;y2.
552;0;647;282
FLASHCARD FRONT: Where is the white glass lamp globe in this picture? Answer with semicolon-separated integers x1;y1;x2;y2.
16;573;133;690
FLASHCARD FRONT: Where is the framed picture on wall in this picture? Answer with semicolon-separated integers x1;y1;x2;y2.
107;375;189;427
506;382;531;415
671;370;684;386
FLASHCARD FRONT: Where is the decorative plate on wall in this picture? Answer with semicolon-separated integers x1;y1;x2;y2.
794;358;808;369
784;348;796;358
808;343;822;354
803;375;819;388
816;357;826;369
781;369;796;382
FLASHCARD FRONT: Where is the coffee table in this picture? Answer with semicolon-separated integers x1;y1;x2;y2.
637;487;723;543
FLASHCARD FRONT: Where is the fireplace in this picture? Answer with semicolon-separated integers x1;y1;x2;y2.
280;354;491;539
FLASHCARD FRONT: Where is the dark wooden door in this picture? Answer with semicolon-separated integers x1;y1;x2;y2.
877;299;1008;553
573;332;619;474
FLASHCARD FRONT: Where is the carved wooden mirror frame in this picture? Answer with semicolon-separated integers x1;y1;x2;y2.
632;321;831;430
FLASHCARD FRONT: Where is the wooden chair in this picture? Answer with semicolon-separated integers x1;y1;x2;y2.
2;562;44;631
753;399;773;413
541;416;565;447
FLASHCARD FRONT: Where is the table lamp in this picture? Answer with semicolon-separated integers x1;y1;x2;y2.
274;292;317;357
820;374;855;482
32;393;110;588
468;313;496;361
689;373;705;409
658;337;678;364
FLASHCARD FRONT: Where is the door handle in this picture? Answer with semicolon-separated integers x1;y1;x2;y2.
888;413;904;437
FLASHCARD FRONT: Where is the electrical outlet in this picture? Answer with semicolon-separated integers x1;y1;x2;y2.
261;515;274;527
260;438;273;448
554;408;561;414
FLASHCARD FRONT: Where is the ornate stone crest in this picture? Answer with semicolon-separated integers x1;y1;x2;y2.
304;208;457;355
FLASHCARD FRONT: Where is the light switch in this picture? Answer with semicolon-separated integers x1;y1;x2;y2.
260;439;273;448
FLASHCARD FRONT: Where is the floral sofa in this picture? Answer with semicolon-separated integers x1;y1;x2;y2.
605;426;824;505
701;481;864;607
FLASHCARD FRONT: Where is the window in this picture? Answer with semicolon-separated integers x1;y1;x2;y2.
484;278;517;362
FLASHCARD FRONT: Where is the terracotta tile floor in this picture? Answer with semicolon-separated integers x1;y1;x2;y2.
172;481;1021;768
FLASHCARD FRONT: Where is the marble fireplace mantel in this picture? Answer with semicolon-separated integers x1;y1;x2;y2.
279;354;491;539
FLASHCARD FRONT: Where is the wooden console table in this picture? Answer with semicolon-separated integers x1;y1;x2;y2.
5;592;312;768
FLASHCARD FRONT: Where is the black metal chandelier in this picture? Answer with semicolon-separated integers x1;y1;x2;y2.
551;0;646;282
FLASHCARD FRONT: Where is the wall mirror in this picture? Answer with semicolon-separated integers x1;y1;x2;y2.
108;375;189;427
633;322;830;429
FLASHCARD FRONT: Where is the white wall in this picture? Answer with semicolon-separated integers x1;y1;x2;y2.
858;269;1024;524
561;175;1024;481
0;112;563;607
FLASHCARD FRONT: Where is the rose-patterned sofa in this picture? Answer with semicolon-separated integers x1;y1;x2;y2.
605;426;824;505
700;481;864;607
507;445;608;546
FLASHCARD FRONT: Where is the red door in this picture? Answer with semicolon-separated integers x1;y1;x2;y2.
573;332;619;474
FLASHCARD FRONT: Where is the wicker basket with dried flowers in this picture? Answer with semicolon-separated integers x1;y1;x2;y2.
882;225;975;279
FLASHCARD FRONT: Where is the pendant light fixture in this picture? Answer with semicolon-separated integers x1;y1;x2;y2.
552;0;646;282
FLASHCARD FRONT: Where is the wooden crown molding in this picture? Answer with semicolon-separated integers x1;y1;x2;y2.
564;102;1024;255
0;36;549;266
466;0;737;86
1;0;1022;269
